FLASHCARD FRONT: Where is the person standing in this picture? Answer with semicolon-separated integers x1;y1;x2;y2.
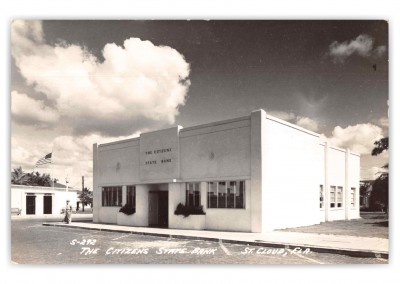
64;200;72;224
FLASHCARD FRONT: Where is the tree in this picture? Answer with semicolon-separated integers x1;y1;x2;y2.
11;166;29;185
27;171;53;187
371;137;389;156
79;187;93;212
11;167;54;187
370;137;389;212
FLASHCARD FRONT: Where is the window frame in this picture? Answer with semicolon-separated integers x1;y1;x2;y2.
330;186;336;208
102;186;122;207
329;185;344;209
207;180;246;209
185;182;200;207
126;185;136;211
336;186;343;208
350;187;356;207
319;184;324;209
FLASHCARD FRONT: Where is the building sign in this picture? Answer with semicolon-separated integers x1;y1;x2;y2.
144;148;173;165
139;126;181;181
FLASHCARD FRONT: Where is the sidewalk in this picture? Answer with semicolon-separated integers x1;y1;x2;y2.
12;213;93;221
42;221;388;259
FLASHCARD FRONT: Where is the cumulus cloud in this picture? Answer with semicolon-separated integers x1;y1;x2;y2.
295;116;319;132
325;123;384;155
11;91;60;125
267;110;296;121
374;45;387;57
11;20;191;136
267;110;319;132
11;130;142;190
378;117;389;128
329;34;386;63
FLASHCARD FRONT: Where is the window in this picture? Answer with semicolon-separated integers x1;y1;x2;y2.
319;185;324;209
186;183;200;207
126;185;136;211
350;187;356;207
330;185;344;208
102;186;122;207
218;182;227;208
208;182;218;208
227;181;235;208
337;187;343;208
236;181;245;208
207;180;245;209
330;186;335;208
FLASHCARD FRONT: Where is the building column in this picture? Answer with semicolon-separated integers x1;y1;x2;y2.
324;142;330;222
250;109;266;232
168;182;182;228
200;182;207;209
122;185;127;205
92;143;100;223
345;149;350;220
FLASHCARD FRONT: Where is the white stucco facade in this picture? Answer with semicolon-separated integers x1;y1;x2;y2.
11;185;78;216
93;109;360;232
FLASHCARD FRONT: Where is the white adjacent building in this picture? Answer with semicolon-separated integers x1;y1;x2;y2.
92;109;360;232
11;184;79;216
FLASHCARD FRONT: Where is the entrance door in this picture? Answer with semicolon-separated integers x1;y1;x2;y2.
43;195;52;214
26;195;36;215
158;191;168;228
148;191;168;228
148;192;159;226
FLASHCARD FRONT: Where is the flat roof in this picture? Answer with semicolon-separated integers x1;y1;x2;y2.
96;109;358;156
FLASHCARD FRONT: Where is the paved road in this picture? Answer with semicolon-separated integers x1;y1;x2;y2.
11;219;388;264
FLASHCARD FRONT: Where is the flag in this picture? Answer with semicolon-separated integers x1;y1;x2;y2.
35;152;52;167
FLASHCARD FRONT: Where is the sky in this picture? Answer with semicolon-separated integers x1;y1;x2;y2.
10;20;389;189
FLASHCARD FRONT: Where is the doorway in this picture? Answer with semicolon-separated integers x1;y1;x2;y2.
43;195;52;214
148;191;168;228
26;195;36;215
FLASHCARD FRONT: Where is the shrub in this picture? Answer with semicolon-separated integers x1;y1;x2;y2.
119;204;135;215
174;203;206;218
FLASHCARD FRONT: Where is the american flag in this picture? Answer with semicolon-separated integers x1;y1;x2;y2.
35;152;52;167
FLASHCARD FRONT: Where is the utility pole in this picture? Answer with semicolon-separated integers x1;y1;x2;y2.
82;176;85;212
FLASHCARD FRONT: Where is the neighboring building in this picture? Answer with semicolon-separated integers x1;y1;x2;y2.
11;184;79;216
92;109;360;232
360;180;373;209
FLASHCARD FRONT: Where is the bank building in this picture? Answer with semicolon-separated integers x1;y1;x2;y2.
93;109;360;232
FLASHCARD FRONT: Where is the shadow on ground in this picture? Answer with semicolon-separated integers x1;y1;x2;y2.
278;212;388;239
365;221;388;227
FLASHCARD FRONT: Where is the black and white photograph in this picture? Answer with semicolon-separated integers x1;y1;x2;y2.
3;0;400;282
10;19;389;266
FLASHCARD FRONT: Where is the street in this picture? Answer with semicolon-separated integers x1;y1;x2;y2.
11;219;387;264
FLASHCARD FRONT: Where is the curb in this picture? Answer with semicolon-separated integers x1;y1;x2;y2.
42;222;388;260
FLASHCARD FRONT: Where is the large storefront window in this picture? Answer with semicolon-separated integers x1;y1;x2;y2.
207;181;245;209
186;183;200;207
127;185;136;210
102;186;122;207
